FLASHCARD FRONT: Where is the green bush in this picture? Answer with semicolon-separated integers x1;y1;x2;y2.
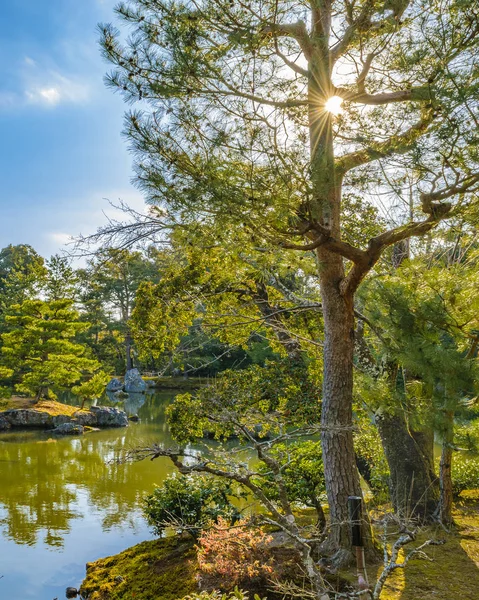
182;588;263;600
452;454;479;496
455;420;479;453
143;473;241;538
256;441;325;518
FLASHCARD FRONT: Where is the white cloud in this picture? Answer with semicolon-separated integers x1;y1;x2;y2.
48;232;73;245
25;71;90;106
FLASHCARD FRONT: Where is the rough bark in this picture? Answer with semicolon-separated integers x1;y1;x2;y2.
439;410;454;526
318;254;374;563
376;412;439;521
307;21;374;561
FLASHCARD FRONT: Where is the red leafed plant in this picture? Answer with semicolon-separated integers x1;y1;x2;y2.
197;517;275;585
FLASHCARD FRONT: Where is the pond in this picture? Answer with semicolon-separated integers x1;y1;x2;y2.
0;391;180;599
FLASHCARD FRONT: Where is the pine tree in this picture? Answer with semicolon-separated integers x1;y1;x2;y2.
100;0;479;560
0;298;106;401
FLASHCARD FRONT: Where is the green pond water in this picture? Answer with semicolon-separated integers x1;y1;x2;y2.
0;391;181;599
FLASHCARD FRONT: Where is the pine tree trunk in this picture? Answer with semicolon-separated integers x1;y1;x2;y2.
318;254;373;563
439;410;454;526
376;412;439;521
125;330;134;371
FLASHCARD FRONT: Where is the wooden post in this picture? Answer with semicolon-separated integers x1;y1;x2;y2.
348;496;369;589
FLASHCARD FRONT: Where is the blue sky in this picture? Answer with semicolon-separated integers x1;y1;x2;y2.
0;0;145;258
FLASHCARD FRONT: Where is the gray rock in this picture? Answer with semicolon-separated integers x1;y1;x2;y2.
124;368;147;393
73;411;98;427
3;409;51;427
51;414;74;427
0;415;11;431
106;377;123;392
90;406;129;428
53;422;84;435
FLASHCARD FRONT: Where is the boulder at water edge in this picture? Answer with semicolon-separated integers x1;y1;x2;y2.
53;422;84;435
89;406;129;428
124;368;147;393
0;415;11;431
106;378;123;392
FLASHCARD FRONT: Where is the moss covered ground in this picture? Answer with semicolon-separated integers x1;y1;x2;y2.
80;494;479;600
0;396;86;416
371;492;479;599
80;537;198;600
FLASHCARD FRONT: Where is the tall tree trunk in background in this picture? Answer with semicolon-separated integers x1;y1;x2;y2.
125;330;134;371
439;410;454;526
376;412;439;521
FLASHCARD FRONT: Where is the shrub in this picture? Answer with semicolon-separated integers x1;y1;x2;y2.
256;441;325;521
143;474;241;538
452;453;479;496
197;517;274;586
182;589;261;600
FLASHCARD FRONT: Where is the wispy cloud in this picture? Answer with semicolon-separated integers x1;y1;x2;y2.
25;69;91;107
48;232;73;245
0;50;94;110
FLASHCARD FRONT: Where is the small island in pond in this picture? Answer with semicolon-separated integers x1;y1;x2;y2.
0;397;128;434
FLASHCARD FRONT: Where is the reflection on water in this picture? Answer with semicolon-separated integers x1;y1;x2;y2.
0;392;179;599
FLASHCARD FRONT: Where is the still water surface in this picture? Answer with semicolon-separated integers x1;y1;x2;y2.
0;392;179;599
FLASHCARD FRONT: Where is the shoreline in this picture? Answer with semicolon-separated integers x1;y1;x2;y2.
0;398;129;433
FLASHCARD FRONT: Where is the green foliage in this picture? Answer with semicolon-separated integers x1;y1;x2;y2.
0;244;46;320
452;454;479;496
360;257;479;432
353;414;390;499
182;589;261;600
0;298;106;400
77;247;161;373
72;371;110;401
256;441;325;514
143;474;241;538
455;420;479;453
167;360;320;444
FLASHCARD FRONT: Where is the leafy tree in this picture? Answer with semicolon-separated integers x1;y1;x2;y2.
0;298;106;401
78;247;160;373
0;244;46;317
257;440;326;529
45;255;79;301
101;0;479;559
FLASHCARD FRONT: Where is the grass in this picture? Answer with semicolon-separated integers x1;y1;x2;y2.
80;537;197;600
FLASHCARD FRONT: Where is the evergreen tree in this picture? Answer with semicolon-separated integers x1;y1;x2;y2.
101;0;479;560
361;255;479;524
78;248;160;373
0;298;106;401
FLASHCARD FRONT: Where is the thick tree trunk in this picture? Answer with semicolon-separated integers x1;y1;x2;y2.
439;410;454;526
376;411;439;521
318;256;374;563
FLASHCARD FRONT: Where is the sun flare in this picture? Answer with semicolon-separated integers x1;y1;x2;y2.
324;95;344;116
